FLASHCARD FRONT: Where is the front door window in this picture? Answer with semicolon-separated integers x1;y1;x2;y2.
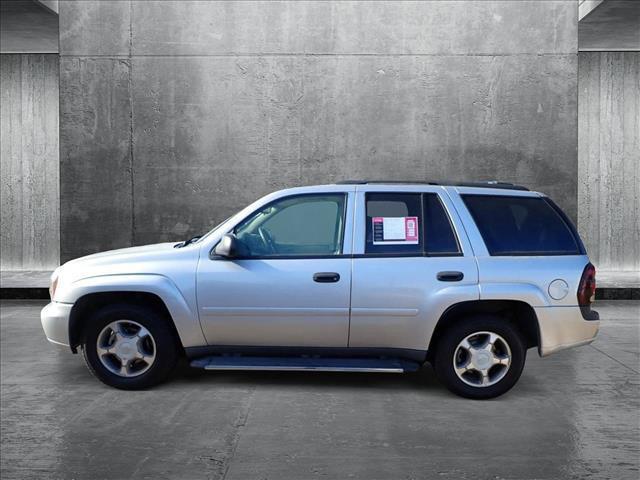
234;194;346;257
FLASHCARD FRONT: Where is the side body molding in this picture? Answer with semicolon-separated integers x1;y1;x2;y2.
58;274;206;348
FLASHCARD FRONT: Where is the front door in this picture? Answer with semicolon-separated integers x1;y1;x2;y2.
197;192;353;347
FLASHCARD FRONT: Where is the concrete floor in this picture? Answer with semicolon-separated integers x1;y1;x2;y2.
1;301;638;480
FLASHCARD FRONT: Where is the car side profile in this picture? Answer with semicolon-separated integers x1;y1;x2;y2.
41;181;599;399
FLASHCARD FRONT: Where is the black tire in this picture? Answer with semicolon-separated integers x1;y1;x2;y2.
81;303;179;390
433;315;526;399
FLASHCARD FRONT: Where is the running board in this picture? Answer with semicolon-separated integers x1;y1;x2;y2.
190;356;421;373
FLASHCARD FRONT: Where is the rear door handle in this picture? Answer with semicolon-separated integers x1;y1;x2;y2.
437;271;464;282
313;272;340;283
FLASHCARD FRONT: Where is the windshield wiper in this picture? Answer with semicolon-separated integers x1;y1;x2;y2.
174;235;202;248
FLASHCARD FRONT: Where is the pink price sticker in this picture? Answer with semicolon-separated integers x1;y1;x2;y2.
404;217;418;242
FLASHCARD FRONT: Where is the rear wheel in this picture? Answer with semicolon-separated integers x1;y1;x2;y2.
433;316;526;399
81;304;179;389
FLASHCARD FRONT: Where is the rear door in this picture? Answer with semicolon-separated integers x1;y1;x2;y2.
349;186;479;351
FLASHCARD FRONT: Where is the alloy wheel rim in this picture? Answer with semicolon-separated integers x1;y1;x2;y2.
453;331;511;387
96;320;156;378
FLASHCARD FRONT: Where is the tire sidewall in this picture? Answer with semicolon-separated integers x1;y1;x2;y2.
434;316;526;399
82;304;178;390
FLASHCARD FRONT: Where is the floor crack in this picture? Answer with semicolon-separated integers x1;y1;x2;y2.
220;386;256;480
589;344;639;374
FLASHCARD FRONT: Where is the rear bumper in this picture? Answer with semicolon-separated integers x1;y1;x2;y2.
40;302;73;347
536;306;599;357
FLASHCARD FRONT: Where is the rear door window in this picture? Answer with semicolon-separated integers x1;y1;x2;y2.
365;193;423;255
462;195;581;256
364;193;461;256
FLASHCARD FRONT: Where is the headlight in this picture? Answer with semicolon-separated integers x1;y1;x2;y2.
49;272;59;300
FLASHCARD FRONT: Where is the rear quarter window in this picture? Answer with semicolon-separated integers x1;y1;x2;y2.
462;195;581;256
424;194;461;255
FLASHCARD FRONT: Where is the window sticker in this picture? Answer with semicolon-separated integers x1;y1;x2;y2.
372;216;419;245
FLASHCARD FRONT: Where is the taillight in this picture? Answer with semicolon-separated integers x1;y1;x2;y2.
577;263;596;306
49;274;58;300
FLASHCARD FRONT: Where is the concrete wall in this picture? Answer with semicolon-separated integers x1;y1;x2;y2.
59;0;578;261
1;54;59;270
578;52;639;271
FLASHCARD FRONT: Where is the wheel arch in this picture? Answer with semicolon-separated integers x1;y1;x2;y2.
68;291;186;354
426;300;540;361
60;274;206;352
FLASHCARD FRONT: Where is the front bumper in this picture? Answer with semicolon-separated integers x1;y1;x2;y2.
536;305;599;357
41;302;73;347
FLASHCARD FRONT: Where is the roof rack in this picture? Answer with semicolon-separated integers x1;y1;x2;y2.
335;180;529;191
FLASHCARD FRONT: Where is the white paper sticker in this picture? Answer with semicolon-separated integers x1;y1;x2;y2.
372;216;419;245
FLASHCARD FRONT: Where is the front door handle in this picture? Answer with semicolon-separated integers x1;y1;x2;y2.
437;271;464;282
313;272;340;283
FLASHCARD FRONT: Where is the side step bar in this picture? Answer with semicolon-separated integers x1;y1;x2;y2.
190;356;421;373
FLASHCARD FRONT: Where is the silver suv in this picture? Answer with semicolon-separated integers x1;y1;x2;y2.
41;181;599;398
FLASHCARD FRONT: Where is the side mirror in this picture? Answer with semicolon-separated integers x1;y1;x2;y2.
214;233;242;258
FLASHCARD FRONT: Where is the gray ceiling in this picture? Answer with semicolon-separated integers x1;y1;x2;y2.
579;0;640;51
0;0;636;55
1;0;58;53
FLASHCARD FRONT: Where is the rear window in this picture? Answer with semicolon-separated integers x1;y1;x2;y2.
462;195;581;256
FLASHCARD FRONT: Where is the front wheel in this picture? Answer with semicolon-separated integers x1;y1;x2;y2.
433;316;526;399
81;304;179;389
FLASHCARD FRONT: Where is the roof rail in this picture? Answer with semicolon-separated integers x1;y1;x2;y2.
453;181;529;191
335;180;440;185
334;180;529;191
